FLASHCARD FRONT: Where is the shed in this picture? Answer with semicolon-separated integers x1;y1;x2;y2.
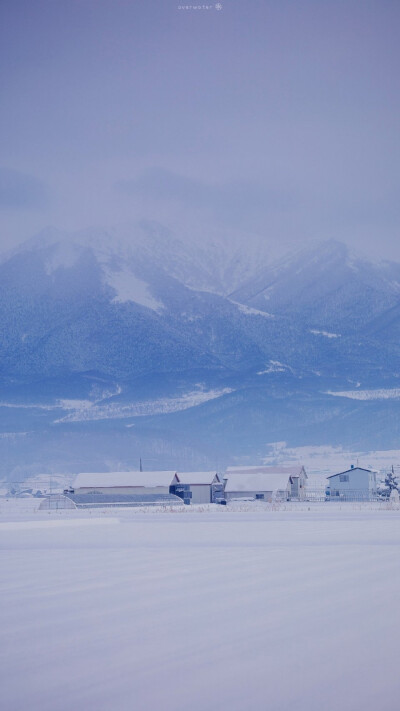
225;465;307;500
326;466;377;501
171;472;222;504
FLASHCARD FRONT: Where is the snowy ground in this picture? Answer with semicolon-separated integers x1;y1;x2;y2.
1;500;400;711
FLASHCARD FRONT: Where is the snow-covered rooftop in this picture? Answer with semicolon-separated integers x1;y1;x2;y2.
74;471;177;489
226;465;305;478
176;471;220;485
225;471;291;493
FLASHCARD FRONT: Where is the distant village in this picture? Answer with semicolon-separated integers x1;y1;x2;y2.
22;464;400;509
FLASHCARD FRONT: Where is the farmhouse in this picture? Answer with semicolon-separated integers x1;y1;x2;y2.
326;466;377;501
171;471;222;504
224;465;307;501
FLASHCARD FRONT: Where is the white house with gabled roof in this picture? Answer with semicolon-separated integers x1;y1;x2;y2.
326;466;377;501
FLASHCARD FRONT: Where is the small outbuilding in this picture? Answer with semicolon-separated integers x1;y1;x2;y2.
326;466;377;501
171;472;222;504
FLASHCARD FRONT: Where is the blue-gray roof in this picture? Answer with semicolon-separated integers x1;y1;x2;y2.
327;467;372;479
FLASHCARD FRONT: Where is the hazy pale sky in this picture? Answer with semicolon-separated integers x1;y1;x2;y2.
0;0;399;258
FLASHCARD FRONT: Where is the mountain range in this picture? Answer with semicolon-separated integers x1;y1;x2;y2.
1;223;400;481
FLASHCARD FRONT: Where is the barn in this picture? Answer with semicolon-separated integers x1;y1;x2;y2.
326;466;377;501
224;469;291;502
171;472;222;504
224;466;307;501
66;471;184;507
72;471;177;495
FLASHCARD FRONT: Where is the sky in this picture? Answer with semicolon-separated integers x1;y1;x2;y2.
0;0;399;259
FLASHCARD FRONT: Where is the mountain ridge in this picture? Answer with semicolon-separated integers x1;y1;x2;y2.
1;225;399;478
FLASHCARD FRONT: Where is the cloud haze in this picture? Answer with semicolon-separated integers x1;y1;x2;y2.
0;0;399;258
0;167;49;209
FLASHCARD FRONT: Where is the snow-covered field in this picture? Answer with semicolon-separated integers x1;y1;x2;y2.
1;500;400;711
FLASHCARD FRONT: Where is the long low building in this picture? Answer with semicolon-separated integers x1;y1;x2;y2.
70;471;178;497
72;470;178;494
224;466;307;501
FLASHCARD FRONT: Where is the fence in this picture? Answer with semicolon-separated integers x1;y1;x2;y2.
305;488;379;502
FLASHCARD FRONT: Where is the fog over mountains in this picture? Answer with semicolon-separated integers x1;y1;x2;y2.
1;224;400;480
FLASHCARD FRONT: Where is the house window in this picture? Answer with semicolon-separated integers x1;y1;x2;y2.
255;494;264;500
339;475;349;482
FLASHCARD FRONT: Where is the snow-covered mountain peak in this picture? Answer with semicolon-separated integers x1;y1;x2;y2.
5;225;400;325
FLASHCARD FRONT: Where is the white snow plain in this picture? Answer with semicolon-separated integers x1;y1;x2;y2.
1;500;400;711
